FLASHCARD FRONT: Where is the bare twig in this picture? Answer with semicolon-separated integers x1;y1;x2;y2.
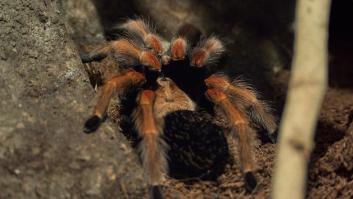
272;0;332;198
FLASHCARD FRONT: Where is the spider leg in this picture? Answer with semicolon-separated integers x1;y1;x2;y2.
205;74;277;142
170;37;187;61
190;37;224;67
170;23;202;61
80;44;112;63
205;88;257;192
83;69;145;133
133;90;167;199
120;19;164;55
80;39;161;71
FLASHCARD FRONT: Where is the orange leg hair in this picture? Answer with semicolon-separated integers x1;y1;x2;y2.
190;37;224;67
170;23;202;61
80;44;112;63
170;37;187;61
83;70;145;133
120;19;164;55
205;74;277;138
205;88;257;192
80;39;161;71
133;90;167;199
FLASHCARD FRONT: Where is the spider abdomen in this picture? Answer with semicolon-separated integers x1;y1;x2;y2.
163;110;229;180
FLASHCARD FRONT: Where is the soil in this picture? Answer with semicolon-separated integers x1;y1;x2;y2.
1;0;352;199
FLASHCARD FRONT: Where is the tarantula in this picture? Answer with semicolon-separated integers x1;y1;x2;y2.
80;19;277;199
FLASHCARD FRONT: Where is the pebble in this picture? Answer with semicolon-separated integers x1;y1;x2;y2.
69;161;81;170
16;122;25;129
14;169;21;175
31;147;41;155
0;51;7;60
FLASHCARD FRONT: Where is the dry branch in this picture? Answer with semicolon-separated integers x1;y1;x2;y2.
272;0;332;198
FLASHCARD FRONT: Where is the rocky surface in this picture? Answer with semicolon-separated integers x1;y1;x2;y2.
0;1;146;198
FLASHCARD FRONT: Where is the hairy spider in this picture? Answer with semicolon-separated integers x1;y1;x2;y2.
80;18;277;199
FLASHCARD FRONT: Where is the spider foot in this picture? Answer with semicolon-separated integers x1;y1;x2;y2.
149;185;164;199
268;130;278;144
83;115;102;133
79;52;93;63
244;172;257;193
80;52;106;63
268;133;277;144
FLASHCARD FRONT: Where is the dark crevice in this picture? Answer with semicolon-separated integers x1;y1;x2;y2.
328;0;353;88
310;121;346;164
335;165;353;181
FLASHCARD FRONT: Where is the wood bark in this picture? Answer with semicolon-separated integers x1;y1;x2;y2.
272;0;332;198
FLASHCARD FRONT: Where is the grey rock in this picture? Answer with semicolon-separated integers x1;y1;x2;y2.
0;0;146;198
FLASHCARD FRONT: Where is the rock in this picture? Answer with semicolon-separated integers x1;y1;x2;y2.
0;0;146;198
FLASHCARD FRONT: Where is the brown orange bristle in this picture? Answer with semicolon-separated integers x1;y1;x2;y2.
191;49;208;67
91;70;145;119
133;89;168;187
171;37;187;60
125;70;146;85
146;34;163;55
121;19;163;55
205;88;227;103
205;75;230;90
139;90;155;105
140;51;161;71
121;19;148;37
161;55;171;65
215;97;256;175
203;37;224;52
206;75;258;103
190;37;224;67
111;39;141;59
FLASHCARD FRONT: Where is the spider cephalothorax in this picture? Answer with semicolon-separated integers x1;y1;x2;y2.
80;18;277;199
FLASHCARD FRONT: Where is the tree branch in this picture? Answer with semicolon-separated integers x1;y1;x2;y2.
272;0;332;198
